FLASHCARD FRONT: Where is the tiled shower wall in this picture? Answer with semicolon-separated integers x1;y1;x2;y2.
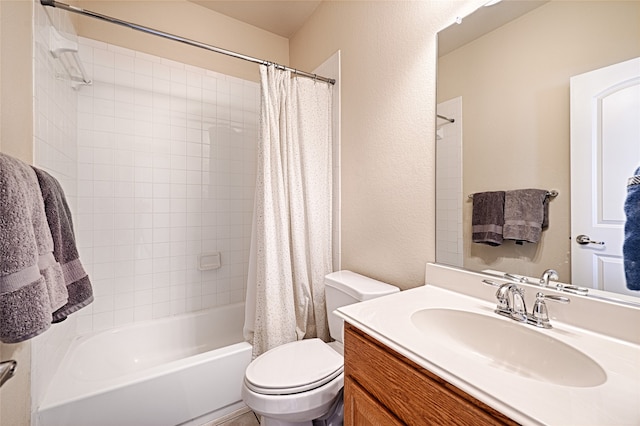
33;2;81;410
74;37;259;333
32;3;258;408
34;6;79;206
436;97;463;267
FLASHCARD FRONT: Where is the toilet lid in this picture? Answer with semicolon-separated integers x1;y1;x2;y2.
245;338;344;395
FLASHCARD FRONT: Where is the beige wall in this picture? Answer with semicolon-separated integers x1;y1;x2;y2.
438;1;640;280
290;1;481;289
74;0;289;82
1;0;34;162
0;1;35;425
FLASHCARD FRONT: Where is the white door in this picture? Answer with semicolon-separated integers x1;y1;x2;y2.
570;57;640;296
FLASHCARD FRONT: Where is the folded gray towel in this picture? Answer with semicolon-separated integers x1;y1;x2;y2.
503;189;548;244
33;168;93;323
0;153;66;343
472;191;505;246
39;252;68;312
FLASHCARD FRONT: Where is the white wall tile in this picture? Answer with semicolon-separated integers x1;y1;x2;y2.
69;37;258;335
114;308;135;327
32;5;84;406
436;97;463;268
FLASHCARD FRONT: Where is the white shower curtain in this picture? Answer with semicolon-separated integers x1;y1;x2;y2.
244;65;333;358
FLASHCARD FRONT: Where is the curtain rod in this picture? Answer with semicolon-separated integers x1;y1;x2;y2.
40;0;336;85
437;114;455;123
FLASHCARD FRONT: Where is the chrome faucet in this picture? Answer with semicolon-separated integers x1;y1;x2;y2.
493;283;528;322
539;269;590;295
531;292;570;328
483;279;570;328
509;286;528;322
539;269;559;286
504;272;529;283
493;281;512;312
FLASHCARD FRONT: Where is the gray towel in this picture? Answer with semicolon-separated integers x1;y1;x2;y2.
542;195;550;229
472;191;505;246
0;154;66;343
33;168;93;323
503;189;548;244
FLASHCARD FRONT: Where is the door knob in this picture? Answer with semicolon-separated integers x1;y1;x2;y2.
576;234;605;245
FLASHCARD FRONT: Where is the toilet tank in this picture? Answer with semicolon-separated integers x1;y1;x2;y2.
325;270;399;343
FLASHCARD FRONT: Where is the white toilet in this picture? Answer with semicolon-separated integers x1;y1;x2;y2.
241;270;399;426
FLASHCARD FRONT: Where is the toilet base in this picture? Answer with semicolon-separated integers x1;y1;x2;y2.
260;417;312;426
255;388;344;426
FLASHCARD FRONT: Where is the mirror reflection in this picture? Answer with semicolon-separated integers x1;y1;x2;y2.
436;0;640;298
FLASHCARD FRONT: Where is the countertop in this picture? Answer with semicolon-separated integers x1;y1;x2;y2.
336;284;640;425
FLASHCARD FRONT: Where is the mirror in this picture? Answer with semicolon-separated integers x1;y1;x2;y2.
435;0;640;298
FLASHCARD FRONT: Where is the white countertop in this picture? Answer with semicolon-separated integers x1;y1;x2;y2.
336;284;640;425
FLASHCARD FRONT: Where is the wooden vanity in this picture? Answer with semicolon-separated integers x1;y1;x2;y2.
344;322;517;425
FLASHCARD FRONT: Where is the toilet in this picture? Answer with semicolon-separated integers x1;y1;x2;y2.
241;270;399;426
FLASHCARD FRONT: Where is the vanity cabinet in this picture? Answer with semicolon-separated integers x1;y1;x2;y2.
344;322;517;426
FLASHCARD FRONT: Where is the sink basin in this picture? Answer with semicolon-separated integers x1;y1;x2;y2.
411;308;606;387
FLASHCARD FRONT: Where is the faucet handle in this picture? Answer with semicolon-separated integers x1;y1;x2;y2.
481;279;501;287
531;292;570;329
542;293;570;304
504;273;529;283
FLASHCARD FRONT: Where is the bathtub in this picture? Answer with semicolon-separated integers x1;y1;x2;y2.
37;303;253;426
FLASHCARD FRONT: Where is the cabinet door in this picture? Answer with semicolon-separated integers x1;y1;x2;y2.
345;377;404;426
344;323;516;426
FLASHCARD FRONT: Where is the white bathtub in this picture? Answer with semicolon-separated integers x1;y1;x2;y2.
37;303;252;426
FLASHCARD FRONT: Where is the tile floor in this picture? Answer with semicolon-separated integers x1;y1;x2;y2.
218;411;260;425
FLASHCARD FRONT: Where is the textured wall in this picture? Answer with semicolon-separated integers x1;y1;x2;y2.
289;0;484;289
0;2;34;425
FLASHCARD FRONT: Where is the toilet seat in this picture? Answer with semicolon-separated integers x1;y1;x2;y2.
244;338;344;395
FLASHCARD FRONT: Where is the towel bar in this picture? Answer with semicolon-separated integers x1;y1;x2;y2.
468;189;558;200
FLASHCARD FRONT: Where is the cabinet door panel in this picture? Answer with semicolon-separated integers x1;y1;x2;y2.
345;377;404;426
344;323;515;426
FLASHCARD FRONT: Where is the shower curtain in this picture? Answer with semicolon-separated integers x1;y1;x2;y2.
244;65;333;358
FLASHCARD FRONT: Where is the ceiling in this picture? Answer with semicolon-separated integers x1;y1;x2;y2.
188;0;548;48
438;0;548;56
189;0;322;38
